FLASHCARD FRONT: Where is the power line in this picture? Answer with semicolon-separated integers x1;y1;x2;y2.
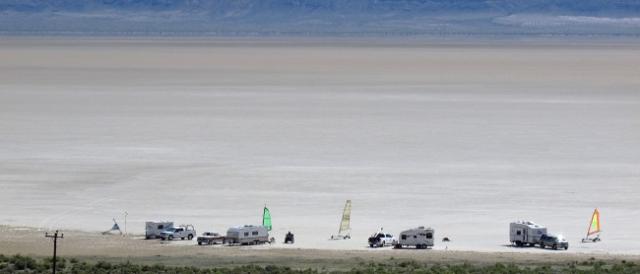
44;230;64;274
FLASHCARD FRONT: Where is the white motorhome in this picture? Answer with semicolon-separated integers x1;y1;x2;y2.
510;221;547;247
225;225;272;245
395;226;434;249
145;221;174;239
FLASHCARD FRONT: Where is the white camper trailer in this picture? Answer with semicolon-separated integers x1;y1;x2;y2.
225;225;272;245
394;226;434;249
510;221;547;247
145;221;174;239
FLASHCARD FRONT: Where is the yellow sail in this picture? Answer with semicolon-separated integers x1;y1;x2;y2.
338;200;352;235
587;208;601;236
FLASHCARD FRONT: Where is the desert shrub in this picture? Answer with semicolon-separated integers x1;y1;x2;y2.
2;254;640;274
11;254;37;270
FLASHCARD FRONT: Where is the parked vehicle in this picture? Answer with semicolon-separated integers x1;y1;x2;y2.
540;234;569;250
145;221;173;239
225;225;273;245
160;224;196;241
510;221;547;247
368;231;395;248
197;231;225;245
394;226;434;249
284;231;295;244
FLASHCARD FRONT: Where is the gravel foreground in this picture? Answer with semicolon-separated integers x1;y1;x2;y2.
1;226;639;272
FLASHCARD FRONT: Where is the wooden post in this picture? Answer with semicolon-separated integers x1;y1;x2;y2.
124;211;128;236
45;230;64;274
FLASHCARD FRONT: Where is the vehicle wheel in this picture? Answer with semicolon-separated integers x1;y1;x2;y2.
553;244;558;250
564;246;568;250
145;236;150;240
198;242;202;246
539;243;544;249
515;241;521;247
369;244;374;248
168;235;174;241
188;234;193;240
394;244;402;249
181;237;185;240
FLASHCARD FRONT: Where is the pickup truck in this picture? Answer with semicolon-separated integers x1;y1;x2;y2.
539;234;569;250
197;231;225;245
368;232;396;248
160;224;196;241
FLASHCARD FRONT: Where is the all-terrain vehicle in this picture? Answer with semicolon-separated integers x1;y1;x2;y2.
284;231;295;244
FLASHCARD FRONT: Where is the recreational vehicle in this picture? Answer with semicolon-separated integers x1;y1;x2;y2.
225;225;272;245
145;221;173;239
510;221;547;247
395;226;434;249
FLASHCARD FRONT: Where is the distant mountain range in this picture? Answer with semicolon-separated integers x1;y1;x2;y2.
1;0;640;36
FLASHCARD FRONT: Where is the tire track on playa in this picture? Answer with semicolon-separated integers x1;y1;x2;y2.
34;165;151;230
36;163;214;231
38;196;115;230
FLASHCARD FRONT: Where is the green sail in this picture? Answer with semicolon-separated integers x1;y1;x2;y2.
263;206;272;231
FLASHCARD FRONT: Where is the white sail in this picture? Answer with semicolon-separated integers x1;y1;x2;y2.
338;200;351;236
330;200;352;240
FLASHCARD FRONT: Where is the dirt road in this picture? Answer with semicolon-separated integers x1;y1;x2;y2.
1;226;637;271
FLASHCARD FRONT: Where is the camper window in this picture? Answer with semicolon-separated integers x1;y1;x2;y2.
252;231;258;236
517;230;521;236
426;233;433;239
244;232;249;236
158;225;164;229
401;235;407;240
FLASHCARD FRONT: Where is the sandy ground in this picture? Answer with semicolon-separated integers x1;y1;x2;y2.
0;38;639;255
1;226;639;270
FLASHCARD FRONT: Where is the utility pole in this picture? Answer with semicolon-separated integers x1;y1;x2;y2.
45;230;63;274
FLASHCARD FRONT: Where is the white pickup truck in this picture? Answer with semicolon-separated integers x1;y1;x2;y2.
368;232;396;248
160;224;196;241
